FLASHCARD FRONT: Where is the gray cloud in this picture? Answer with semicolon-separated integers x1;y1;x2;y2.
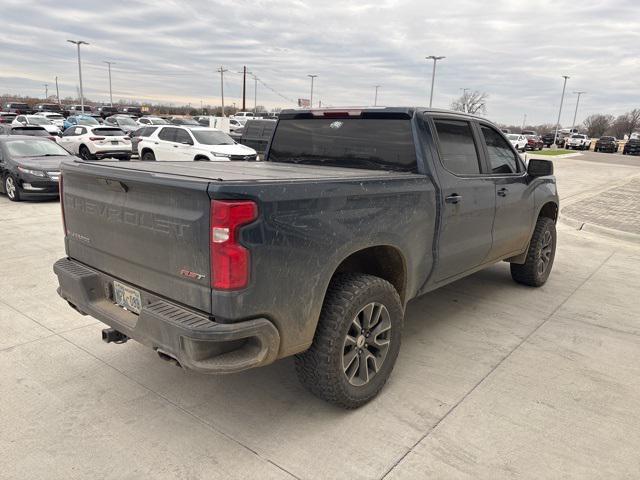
0;0;638;125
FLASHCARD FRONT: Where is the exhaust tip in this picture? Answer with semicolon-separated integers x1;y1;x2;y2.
102;328;128;344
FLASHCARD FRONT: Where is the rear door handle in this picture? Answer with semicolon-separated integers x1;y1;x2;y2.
445;194;462;204
497;187;509;197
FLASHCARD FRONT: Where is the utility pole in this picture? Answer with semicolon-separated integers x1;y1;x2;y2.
67;40;89;113
307;74;318;108
553;75;570;146
55;76;60;105
103;61;115;106
44;83;48;99
521;113;527;131
217;66;228;116
242;66;247;111
572;91;586;131
426;55;445;108
374;85;380;106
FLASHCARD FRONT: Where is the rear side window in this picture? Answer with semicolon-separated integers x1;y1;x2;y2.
480;126;520;174
142;126;158;136
268;118;417;173
433;119;480;175
158;127;177;141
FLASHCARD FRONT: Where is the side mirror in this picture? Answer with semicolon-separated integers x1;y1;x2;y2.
527;159;553;177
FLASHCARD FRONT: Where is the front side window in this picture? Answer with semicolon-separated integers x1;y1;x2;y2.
433;119;480;175
480;126;520;174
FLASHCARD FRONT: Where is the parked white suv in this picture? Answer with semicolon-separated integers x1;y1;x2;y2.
138;126;257;162
35;112;66;129
565;134;591;150
58;125;132;160
231;111;255;125
506;134;527;152
12;115;61;136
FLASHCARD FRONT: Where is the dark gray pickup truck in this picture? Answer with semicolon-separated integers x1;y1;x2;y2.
54;107;558;408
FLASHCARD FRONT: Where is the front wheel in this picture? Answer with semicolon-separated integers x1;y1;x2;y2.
295;273;403;409
5;175;21;202
511;216;556;287
141;150;156;161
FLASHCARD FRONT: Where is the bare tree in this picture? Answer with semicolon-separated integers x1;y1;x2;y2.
583;114;614;138
607;110;640;139
451;90;488;115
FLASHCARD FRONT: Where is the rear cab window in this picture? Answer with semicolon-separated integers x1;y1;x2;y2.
267;113;417;173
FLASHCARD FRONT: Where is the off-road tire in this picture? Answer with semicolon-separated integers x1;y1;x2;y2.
511;216;556;287
295;273;403;409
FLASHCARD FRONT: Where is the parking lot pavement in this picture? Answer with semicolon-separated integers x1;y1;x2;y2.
1;155;640;479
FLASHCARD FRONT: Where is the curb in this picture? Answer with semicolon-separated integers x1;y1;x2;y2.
559;215;640;245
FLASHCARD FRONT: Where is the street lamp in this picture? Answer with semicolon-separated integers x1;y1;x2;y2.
374;85;381;106
572;91;586;131
103;61;115;107
426;55;445;108
553;75;570;147
307;75;318;108
460;87;469;113
67;40;89;113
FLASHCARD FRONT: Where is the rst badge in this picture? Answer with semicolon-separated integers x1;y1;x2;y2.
179;269;206;280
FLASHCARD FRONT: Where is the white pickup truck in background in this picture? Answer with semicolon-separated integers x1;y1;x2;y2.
565;134;591;150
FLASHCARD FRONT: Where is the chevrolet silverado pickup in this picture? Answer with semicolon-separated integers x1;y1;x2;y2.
54;107;559;408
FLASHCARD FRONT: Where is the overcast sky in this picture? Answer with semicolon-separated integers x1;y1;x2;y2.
1;0;638;125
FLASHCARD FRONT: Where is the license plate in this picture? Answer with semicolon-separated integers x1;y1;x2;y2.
111;140;118;145
113;281;142;314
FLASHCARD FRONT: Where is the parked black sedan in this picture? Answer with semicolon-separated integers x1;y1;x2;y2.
594;136;618;153
623;138;640;156
0;136;74;201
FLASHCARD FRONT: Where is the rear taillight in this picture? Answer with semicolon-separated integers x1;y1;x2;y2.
90;136;105;141
210;200;258;290
59;174;67;235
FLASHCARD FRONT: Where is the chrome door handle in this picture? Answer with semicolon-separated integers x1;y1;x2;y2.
445;194;462;204
497;187;509;197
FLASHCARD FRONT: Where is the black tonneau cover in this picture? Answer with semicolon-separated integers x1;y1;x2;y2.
61;159;409;183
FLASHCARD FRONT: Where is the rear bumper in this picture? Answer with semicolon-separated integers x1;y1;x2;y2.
53;258;280;374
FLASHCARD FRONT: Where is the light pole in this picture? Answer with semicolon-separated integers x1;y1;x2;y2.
55;76;60;106
374;85;381;106
521;113;527;131
460;87;469;113
307;74;318;108
44;83;48;99
67;40;89;113
103;61;115;106
553;75;570;147
572;91;586;131
426;55;445;108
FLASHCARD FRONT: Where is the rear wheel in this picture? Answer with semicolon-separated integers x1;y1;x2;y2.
5;175;21;201
79;145;94;160
511;216;556;287
141;150;156;161
295;273;403;409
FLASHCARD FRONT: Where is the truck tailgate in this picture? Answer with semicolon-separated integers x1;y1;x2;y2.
61;161;212;313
